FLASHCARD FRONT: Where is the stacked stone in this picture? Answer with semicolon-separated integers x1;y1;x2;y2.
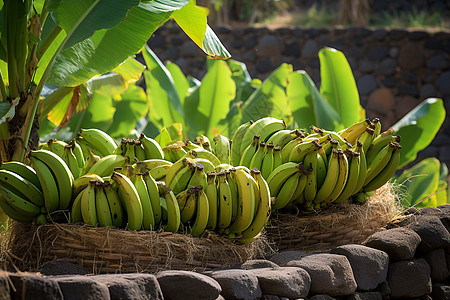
147;25;450;169
2;205;450;299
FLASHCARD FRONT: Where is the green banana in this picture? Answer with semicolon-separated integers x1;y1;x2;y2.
0;184;41;217
149;165;171;181
366;129;401;163
139;133;164;160
239;135;260;168
133;173;155;230
334;149;360;203
288;139;322;163
80;180;98;227
314;148;340;203
87;154;129;177
140;158;172;170
267;162;304;197
280;137;303;163
364;142;401;192
184;148;221;167
272;146;283;171
228;168;255;233
187;163;207;190
303;149;319;203
77;128;117;157
238;169;271;243
47;139;67;159
75;137;104;159
124;139;137;163
212;134;231;165
205;172;218;230
0;161;42;190
142;172;161;225
79;149;101;177
192;158;216;174
352;140;368;196
0;198;36;223
103;181;125;228
30;149;74;210
190;188;209;236
358;126;376;154
249;141;266;171
111;171;143;231
217;172;233;229
73;173;104;196
260;142;275;179
266;129;304;148
364;142;396;185
157;182;180;233
327;149;349;203
230;121;253;166
273;171;301;210
0;169;44;207
372;117;382;138
95;182;113;227
177;187;198;224
63;146;80;179
169;162;196;195
165;158;193;188
338;118;371;145
240;117;286;157
69;139;85;169
226;169;239;223
315;150;327;190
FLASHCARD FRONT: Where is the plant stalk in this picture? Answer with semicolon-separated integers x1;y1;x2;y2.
36;25;62;61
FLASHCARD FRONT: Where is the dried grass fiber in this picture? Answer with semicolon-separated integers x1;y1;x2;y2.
1;223;274;274
266;183;402;252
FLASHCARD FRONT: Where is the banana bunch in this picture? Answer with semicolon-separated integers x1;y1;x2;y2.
76;128;118;158
264;118;402;212
114;133;164;162
162;138;222;168
0;161;46;224
174;167;271;243
41;139;85;179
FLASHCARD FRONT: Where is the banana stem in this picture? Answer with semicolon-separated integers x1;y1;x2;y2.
36;25;62;61
0;71;7;102
39;0;50;26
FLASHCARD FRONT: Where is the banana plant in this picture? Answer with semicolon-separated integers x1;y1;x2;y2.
0;0;230;163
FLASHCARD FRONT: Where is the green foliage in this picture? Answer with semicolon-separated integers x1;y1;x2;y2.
396;158;448;208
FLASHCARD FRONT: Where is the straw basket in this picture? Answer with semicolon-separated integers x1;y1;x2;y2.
265;183;401;252
1;223;273;274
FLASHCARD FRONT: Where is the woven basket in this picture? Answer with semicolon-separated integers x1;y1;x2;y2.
1;223;273;274
265;183;401;252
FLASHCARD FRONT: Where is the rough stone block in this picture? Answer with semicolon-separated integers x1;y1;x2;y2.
286;253;357;296
407;215;450;253
9;273;63;300
54;275;110;300
95;273;163;300
249;267;310;299
207;269;261;300
157;270;221;300
387;258;432;298
331;244;389;290
240;259;279;270
362;227;421;261
423;248;450;282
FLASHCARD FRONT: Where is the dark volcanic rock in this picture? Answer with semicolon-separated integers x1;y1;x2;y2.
95;273;163;300
387;258;432;298
208;269;261;300
362;227;421;261
9;273;64;300
250;267;311;299
406;215;450;252
156;270;221;300
423;248;450;282
330;244;389;290
287;253;357;296
241;259;279;270
54;276;110;300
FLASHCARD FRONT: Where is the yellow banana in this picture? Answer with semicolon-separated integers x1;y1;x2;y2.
338;118;371;145
80;181;98;227
238;169;271;242
273;171;300;210
157;182;180;233
111;171;143;231
30;149;74;210
334;149;360;203
95;182;113;227
190;188;210;236
364;142;395;185
205;172;218;230
103;181;124;228
314;148;340;203
217;172;233;229
133;173;155;230
225;169;239;222
177;187;197;224
352;140;367;195
328;150;349;203
372;117;382;138
358;126;376;154
228;169;255;233
267;162;304;197
364;142;401;192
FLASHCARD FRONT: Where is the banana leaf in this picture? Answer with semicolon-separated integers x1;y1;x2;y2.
392;98;446;168
397;157;441;208
166;62;190;106
287;70;342;131
240;63;292;124
197;60;235;137
318;47;365;127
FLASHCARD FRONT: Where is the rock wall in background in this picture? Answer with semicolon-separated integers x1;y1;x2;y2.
147;25;450;169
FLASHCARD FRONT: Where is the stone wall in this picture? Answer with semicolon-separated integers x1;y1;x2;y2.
147;25;450;169
2;205;450;299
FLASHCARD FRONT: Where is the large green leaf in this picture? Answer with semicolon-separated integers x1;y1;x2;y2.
47;2;176;86
392;98;446;168
48;0;140;50
198;60;235;137
108;85;148;139
172;0;230;59
240;63;292;124
77;92;115;131
397;157;440;208
287;70;342;131
183;83;205;138
143;46;184;129
318;47;365;127
166;62;189;105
